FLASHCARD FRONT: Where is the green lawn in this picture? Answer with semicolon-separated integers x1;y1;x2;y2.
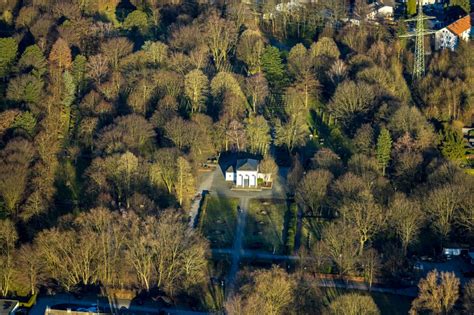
199;195;239;248
244;199;287;254
320;287;413;315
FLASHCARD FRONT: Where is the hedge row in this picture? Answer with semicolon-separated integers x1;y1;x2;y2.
196;193;209;229
285;203;298;254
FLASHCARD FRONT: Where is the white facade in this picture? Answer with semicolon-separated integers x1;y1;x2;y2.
236;170;258;187
458;28;472;41
377;6;394;17
226;171;234;181
435;28;458;50
225;158;272;188
435;14;474;51
365;2;394;21
399;0;437;4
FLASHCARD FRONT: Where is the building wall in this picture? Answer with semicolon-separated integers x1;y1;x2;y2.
435;28;458;50
236;170;257;187
378;6;393;17
459;28;471;41
45;309;110;315
226;171;235;182
399;0;437;4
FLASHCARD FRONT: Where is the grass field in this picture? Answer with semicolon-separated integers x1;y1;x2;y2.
244;199;288;254
199;195;239;248
320;287;413;315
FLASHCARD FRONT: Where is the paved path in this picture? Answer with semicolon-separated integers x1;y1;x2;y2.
316;279;418;297
212;248;298;261
30;294;208;315
188;169;217;228
226;196;250;296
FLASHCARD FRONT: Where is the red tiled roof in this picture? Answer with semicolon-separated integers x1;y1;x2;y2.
447;14;474;36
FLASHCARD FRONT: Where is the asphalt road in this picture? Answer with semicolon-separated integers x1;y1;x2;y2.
30;294;208;315
212;248;298;261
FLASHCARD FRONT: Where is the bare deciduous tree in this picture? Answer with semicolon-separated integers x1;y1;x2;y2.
87;54;109;84
328;81;375;128
426;183;467;242
0;138;35;216
101;37;133;70
296;170;333;217
150;148;179;194
236;30;265;75
328;293;380;315
49;37;72;70
15;244;43;295
185;69;209;113
204;11;238;71
96;114;155;154
245;115;270;155
390;193;425;255
226;267;295;315
321;221;359;275
226;120;246;152
328;59;348;86
0;219;18;296
36;228;99;291
411;270;460;315
340;192;384;255
244;73;268;114
463;280;474;314
164;116;191;150
175;156;195;209
125;211;208;294
274;88;309;151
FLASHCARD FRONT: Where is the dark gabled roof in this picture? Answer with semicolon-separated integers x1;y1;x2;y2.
236;159;259;171
225;164;234;173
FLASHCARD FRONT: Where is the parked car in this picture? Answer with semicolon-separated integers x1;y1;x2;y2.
413;262;424;271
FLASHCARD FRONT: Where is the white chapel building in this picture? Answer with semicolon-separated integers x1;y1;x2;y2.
225;159;269;188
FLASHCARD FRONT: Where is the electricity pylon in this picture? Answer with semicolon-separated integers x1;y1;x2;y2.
400;0;435;81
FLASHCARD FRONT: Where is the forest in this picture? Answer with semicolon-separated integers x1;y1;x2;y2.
0;0;473;314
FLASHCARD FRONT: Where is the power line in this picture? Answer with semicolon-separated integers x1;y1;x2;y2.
399;0;436;82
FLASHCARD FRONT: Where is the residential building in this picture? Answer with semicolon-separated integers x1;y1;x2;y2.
435;13;473;50
397;0;438;4
367;3;394;20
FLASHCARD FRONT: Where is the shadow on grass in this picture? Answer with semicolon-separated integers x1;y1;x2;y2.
200;195;239;249
244;199;287;254
320;287;413;315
